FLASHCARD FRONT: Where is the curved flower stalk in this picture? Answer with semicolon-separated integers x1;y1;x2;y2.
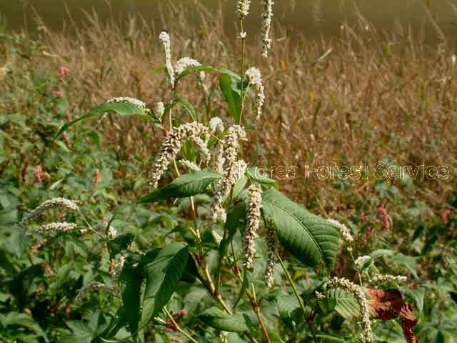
261;0;274;58
245;67;265;120
328;277;374;343
328;218;354;252
148;122;210;188
368;274;407;286
159;30;175;88
211;125;248;222
33;222;77;234
244;184;262;269
20;198;79;227
178;160;201;172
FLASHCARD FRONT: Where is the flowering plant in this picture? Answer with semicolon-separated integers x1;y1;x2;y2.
18;1;418;342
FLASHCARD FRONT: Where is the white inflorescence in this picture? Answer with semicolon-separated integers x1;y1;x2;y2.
244;184;262;269
265;225;276;287
245;67;265;120
159;31;175;88
107;97;152;114
369;274;407;286
20;198;79;226
328;277;373;343
210;126;247;223
33;222;77;234
148;122;210;188
328;218;354;252
174;57;205;80
155;101;165;118
179;160;201;172
261;0;274;58
237;0;251;19
354;255;372;271
209;117;224;132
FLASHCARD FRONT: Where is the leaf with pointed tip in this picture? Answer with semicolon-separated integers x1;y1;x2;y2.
261;188;339;272
220;74;241;123
167;97;197;122
175;65;241;82
140;243;189;327
121;261;144;341
54;102;158;140
138;170;222;203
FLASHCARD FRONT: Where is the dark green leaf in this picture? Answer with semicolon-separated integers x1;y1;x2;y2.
138;170;222;203
121;262;144;340
108;233;135;259
220;74;241;123
199;307;248;332
261;188;339;272
140;243;189;326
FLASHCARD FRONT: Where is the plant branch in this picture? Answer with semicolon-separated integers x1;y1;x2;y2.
276;251;319;343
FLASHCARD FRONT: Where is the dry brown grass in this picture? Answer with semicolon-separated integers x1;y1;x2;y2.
1;4;456;216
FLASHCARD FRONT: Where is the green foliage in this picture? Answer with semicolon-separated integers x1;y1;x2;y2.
0;8;455;343
138;170;222;203
262;188;340;271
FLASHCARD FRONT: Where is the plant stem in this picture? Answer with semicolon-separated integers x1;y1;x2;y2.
239;18;246;125
249;284;272;343
276;252;319;343
164;308;199;343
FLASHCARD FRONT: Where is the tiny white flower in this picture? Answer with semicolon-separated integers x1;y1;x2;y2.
155;101;165;118
159;31;175;88
237;0;251;19
245;67;265;119
261;0;274;58
209;117;224;132
328;277;373;343
244;184;262;269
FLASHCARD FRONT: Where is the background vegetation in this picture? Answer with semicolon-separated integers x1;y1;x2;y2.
0;2;456;342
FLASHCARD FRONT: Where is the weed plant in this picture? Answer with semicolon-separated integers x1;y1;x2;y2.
0;1;456;342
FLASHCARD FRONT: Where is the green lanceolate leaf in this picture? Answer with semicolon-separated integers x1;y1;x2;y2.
199;307;248;333
167;97;198;122
140;243;189;327
138;170;222;203
220;74;241;123
261;188;339;272
175;65;241;83
54;101;158;140
121;261;144;341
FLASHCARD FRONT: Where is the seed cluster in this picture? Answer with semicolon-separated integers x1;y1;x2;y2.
159;30;175;88
261;0;274;58
20;198;79;226
265;225;277;287
244;184;262;269
148;122;210;188
245;67;265;119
